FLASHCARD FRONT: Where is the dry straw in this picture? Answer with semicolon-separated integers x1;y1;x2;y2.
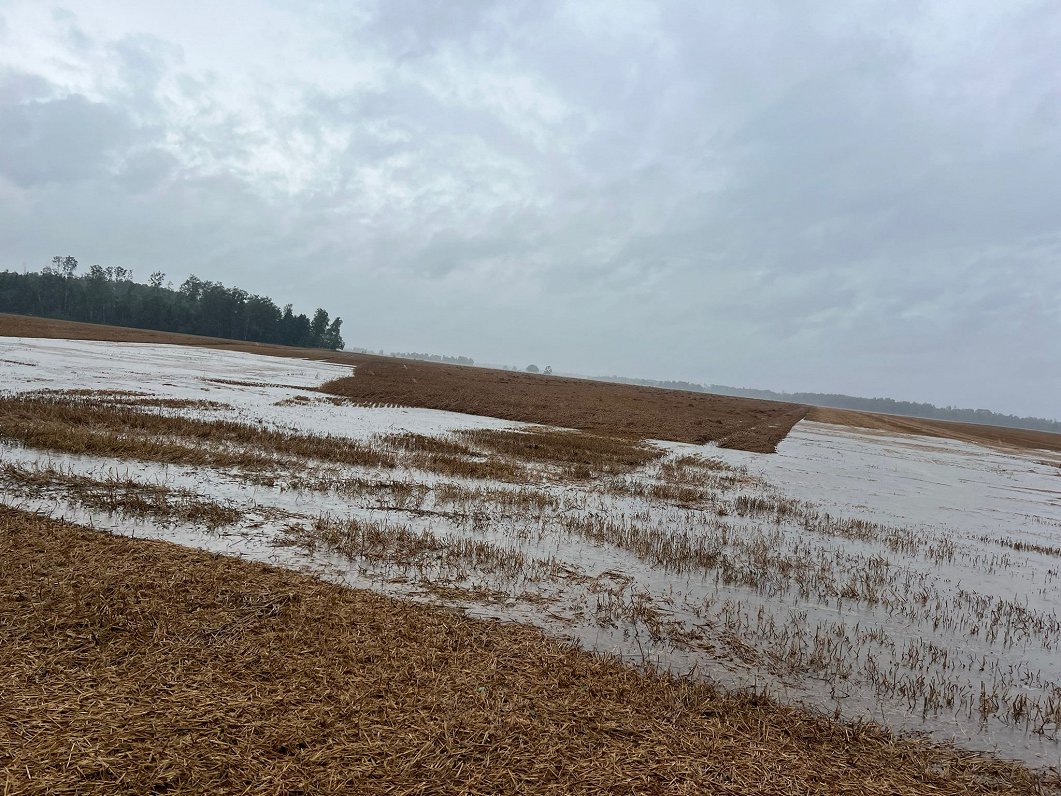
2;507;1055;795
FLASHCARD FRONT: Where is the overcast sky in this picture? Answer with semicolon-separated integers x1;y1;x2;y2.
1;2;1058;418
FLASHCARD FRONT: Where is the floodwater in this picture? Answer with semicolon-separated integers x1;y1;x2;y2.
2;337;1060;770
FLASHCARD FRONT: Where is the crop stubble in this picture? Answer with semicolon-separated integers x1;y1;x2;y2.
321;360;807;453
5;389;1056;747
1;507;1054;796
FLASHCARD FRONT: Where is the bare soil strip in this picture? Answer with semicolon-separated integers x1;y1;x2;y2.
1;507;1054;796
321;360;807;452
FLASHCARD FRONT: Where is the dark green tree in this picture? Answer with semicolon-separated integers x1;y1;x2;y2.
0;258;348;351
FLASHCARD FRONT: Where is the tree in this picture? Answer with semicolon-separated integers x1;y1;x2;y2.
246;295;282;342
56;256;77;314
291;313;312;346
525;364;539;373
279;304;297;344
85;265;110;322
0;262;349;353
544;365;553;375
310;308;330;342
180;276;204;302
324;317;344;350
56;256;78;279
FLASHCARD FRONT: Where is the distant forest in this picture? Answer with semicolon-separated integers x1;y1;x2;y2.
0;257;344;350
390;351;475;365
602;375;1061;434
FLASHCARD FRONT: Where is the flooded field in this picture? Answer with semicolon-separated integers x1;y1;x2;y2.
2;337;1060;771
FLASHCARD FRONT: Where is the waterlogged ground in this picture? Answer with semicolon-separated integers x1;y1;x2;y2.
2;337;1060;770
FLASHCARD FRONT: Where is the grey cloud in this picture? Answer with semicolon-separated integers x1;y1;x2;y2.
50;6;94;53
364;0;540;59
0;90;134;186
114;147;179;192
0;69;54;104
0;1;1058;418
109;34;183;112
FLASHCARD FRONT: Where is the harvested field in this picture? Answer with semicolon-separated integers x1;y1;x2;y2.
2;507;1054;796
322;360;808;452
3;336;1061;780
2;315;804;452
6;313;1058;455
807;406;1061;455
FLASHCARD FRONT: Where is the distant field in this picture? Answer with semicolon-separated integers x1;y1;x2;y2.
0;314;803;452
3;312;1058;454
321;360;808;452
808;406;1061;455
0;312;369;366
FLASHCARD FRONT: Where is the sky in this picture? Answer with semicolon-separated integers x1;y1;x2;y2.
1;1;1058;419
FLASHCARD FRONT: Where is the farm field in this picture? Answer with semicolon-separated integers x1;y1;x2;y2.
1;333;1060;792
5;508;1048;796
5;313;1054;454
0;313;803;453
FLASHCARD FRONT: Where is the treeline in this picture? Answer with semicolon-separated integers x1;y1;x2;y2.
391;351;475;366
600;375;1061;434
0;257;344;350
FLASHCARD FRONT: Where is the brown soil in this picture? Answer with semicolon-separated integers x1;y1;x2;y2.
323;360;808;453
807;406;1061;455
2;506;1053;795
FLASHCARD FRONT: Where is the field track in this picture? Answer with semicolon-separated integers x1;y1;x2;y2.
3;313;1058;454
2;506;1052;796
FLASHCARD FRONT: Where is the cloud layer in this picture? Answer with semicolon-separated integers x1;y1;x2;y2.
1;1;1058;417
